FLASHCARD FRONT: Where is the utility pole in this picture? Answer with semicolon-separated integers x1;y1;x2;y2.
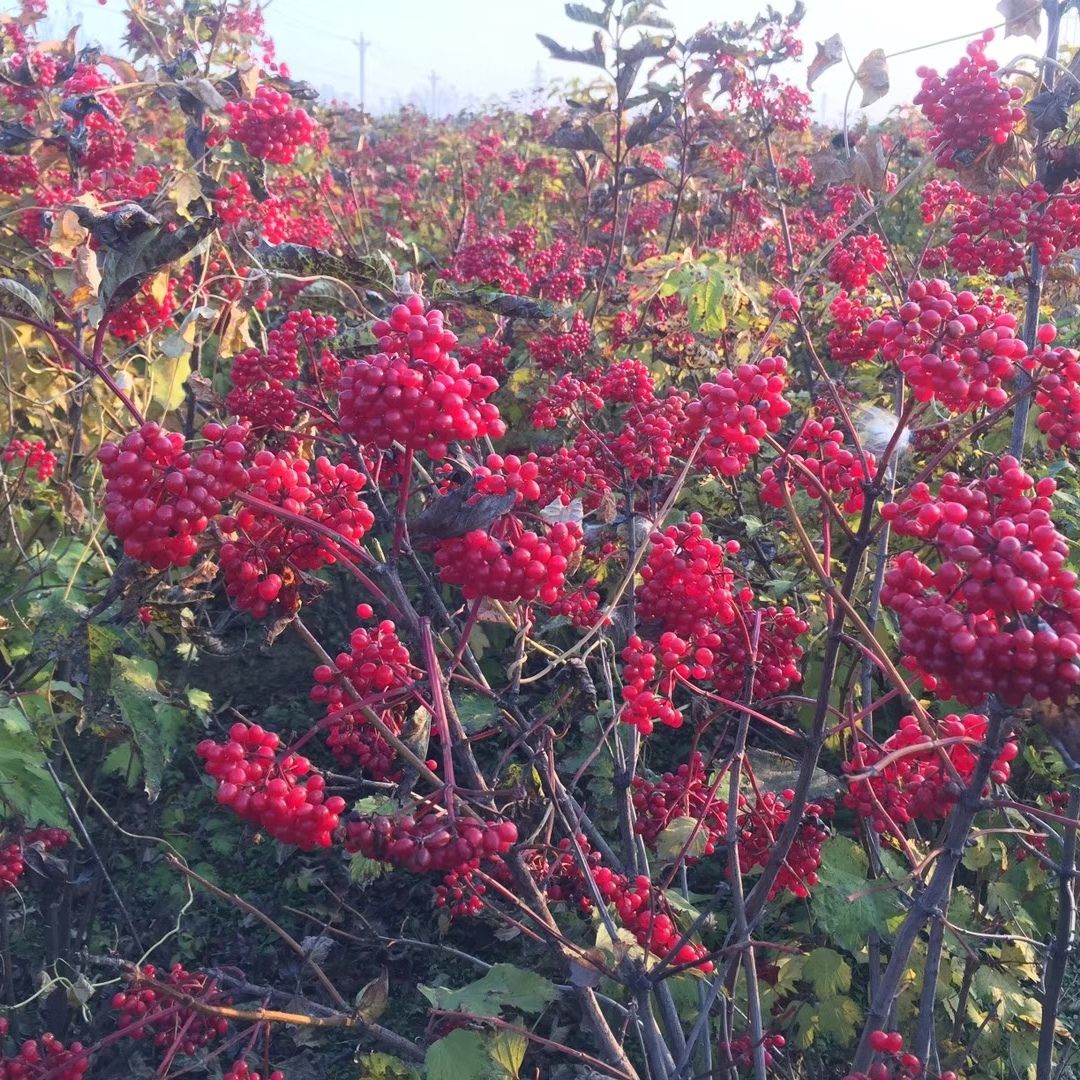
428;70;439;116
353;34;370;114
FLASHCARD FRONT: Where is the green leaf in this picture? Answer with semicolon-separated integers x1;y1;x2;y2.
356;1052;421;1079
489;1031;527;1079
418;964;557;1018
656;816;710;863
802;948;852;998
0;703;67;824
110;656;186;801
812;837;904;954
816;994;862;1044
424;1030;493;1080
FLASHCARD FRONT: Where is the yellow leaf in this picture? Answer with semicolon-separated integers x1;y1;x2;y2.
170;170;205;222
148;271;170;305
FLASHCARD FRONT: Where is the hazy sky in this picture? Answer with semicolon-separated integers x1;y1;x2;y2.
34;0;1079;122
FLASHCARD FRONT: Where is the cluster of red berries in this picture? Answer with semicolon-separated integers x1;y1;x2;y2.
107;278;178;342
527;310;591;371
636;515;741;637
604;392;694;483
223;1062;285;1080
0;1023;89;1079
547;579;606;627
827;233;888;291
434;519;580;604
947;185;1039;276
98;421;248;569
881;458;1080;704
226;84;317;164
761;415;877;514
826;291;879;365
686;357;791;476
111;964;229;1053
844;1031;957;1080
632;753;727;856
915;33;1024;170
227;309;338;430
2;438;56;482
0;826;69;892
843;713;1019;833
196;723;345;850
618;634;687;734
470;453;542;503
338;295;505;459
614;874;714;969
343;810;517;874
736;790;829;900
219;452;373;617
312;615;417;778
524;836;714;969
719;1032;787;1070
1031;333;1080;451
704;602;809;700
532;371;605;430
866;279;1025;412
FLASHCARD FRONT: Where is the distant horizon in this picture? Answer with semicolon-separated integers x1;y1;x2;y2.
25;0;1076;123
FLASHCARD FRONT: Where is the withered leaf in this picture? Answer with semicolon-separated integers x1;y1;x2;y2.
412;478;516;541
807;34;843;90
1026;90;1069;133
855;49;889;108
997;0;1042;38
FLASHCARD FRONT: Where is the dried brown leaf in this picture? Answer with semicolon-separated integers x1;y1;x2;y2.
997;0;1042;38
855;49;889;108
807;34;843;90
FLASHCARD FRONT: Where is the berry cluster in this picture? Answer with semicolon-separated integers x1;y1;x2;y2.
219;452;373;617
225;84;317;165
1032;335;1080;451
703;603;809;699
826;291;879;365
827;233;888;291
761;415;877;514
2;438;56;482
111;964;229;1053
636;515;741;637
98;422;248;569
227;309;338;431
312;616;418;778
338;296;505;459
719;1032;787;1070
548;579;606;628
915;33;1025;170
223;1062;285;1080
632;753;727;856
881;458;1080;704
519;833;714;968
344;810;517;874
0;826;69;892
843;1031;956;1080
196;723;345;850
618;634;688;734
843;713;1018;832
0;1027;89;1079
736;790;829;900
527;310;592;371
685;358;792;476
866;279;1025;412
434;519;580;604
